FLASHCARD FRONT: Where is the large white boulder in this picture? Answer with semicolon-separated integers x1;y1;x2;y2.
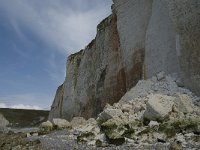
52;118;71;129
173;94;194;114
144;94;174;121
97;108;124;123
70;117;87;129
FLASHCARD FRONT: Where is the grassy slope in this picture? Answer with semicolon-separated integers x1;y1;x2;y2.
0;108;49;128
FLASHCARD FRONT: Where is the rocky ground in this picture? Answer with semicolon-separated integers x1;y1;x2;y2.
1;73;200;150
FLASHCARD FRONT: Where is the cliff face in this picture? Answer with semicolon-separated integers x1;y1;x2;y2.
49;14;130;120
168;0;200;94
49;0;200;121
49;84;64;119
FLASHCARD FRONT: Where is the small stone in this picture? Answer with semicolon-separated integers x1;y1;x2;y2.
40;121;53;131
136;110;145;121
156;71;165;81
96;133;106;143
153;132;166;142
87;140;96;146
170;142;182;150
26;133;31;138
32;133;38;136
97;108;124;124
184;133;194;137
77;132;95;144
125;137;135;144
87;118;97;125
148;121;159;128
134;102;145;113
176;133;186;143
121;104;132;113
113;103;121;109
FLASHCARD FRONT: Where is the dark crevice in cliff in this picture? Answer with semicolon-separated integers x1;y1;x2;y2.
74;55;82;89
127;48;145;90
94;67;107;117
116;67;127;98
58;84;64;118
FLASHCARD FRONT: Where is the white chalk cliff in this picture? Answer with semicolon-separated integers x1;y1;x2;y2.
49;0;200;121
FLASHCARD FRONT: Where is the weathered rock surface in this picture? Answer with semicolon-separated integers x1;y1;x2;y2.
119;75;198;104
97;108;125;124
91;75;200;148
49;0;200;120
49;84;64;121
52;118;71;129
40;121;53;132
144;94;175;121
70;117;87;129
173;94;195;114
0;113;9;132
168;0;200;95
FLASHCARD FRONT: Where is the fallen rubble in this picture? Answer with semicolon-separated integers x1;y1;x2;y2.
39;74;200;149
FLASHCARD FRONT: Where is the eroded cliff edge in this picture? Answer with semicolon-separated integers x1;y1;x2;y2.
49;0;200;121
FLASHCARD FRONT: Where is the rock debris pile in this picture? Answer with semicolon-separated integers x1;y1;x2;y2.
41;74;200;149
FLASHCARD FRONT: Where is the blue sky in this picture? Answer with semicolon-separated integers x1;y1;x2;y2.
0;0;112;110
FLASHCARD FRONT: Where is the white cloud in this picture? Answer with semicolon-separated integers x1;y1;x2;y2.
0;93;52;110
0;0;112;54
0;103;7;108
0;0;112;85
10;104;43;110
0;0;112;108
0;103;43;110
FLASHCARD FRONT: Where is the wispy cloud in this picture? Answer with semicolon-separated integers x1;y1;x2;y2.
0;0;112;108
0;0;112;54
